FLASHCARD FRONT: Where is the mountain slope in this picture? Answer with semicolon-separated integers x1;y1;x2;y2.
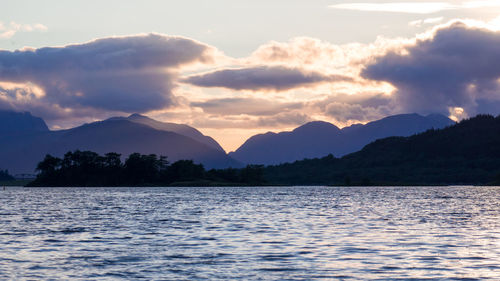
230;113;455;165
118;113;225;152
264;115;500;185
0;110;49;136
230;121;342;165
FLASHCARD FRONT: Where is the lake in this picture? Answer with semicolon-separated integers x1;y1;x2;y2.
0;186;499;280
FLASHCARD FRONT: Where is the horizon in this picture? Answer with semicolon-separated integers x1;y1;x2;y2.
2;1;500;150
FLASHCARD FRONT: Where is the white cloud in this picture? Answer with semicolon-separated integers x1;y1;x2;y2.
0;30;16;39
0;21;48;39
329;2;456;14
463;0;500;8
409;17;445;27
329;1;500;14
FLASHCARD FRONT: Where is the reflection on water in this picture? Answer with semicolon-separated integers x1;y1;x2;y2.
0;186;499;280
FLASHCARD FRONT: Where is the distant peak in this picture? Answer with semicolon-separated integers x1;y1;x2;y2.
128;113;146;118
425;113;450;119
382;113;422;120
303;120;335;126
293;121;340;133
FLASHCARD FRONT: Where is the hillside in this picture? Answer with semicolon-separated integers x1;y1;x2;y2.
264;115;500;185
0;110;49;136
112;113;225;152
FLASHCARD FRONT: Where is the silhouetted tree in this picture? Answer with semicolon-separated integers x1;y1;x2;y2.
164;160;204;183
29;151;266;187
36;154;61;175
124;153;161;184
240;165;264;184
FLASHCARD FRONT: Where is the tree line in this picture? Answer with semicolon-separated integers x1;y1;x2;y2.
28;150;265;187
264;115;500;186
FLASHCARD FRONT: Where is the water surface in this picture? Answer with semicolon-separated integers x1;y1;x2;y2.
0;186;499;280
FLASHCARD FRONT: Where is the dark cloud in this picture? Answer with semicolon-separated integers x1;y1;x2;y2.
316;93;395;122
363;22;500;116
184;66;350;91
256;112;313;127
188;110;313;129
0;34;212;114
189;97;312;129
191;97;303;116
324;102;393;123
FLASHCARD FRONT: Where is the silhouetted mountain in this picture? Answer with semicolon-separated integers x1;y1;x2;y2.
117;113;224;152
0;111;240;174
0;110;49;136
264;115;500;185
230;113;455;165
230;121;342;165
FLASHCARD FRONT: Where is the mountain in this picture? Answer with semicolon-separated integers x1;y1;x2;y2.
0;111;240;174
264;114;500;185
114;113;224;152
0;110;49;136
230;113;455;165
230;121;342;165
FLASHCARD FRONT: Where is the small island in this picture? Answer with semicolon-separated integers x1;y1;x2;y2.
27;151;265;187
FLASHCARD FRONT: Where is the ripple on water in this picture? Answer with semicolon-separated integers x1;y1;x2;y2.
0;186;499;280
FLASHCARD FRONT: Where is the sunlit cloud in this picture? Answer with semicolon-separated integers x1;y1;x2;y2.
463;0;500;8
329;1;500;14
191;97;304;116
409;17;445;27
0;21;47;39
363;21;500;118
0;33;216;123
329;2;456;14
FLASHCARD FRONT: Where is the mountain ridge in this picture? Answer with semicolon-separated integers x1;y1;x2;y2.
229;113;455;165
264;114;500;185
109;113;225;152
0;110;239;174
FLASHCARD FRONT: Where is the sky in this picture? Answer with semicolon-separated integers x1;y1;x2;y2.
1;0;500;151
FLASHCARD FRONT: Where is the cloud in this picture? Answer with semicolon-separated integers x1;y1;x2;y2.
191;97;303;116
183;66;351;91
314;93;396;123
329;2;456;14
324;102;392;123
0;33;215;118
409;17;444;27
0;21;47;39
362;22;500;118
187;108;314;130
329;1;500;14
250;37;345;67
185;96;316;130
256;112;313;127
0;82;110;128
